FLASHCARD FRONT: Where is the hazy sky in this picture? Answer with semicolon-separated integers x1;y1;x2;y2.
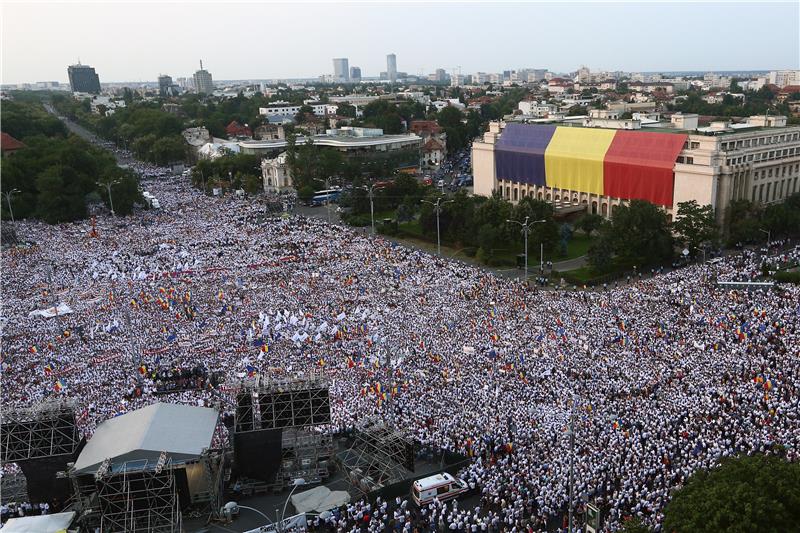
2;1;798;83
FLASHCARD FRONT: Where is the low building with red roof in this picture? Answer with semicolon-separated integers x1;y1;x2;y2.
0;133;25;155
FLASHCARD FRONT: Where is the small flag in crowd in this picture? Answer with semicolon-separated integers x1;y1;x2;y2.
54;379;66;393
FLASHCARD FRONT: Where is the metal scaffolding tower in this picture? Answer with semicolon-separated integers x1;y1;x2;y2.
234;371;331;432
232;372;332;490
0;399;80;463
94;452;182;533
277;428;334;487
337;417;415;494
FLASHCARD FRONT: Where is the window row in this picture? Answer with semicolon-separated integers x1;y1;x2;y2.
751;177;800;203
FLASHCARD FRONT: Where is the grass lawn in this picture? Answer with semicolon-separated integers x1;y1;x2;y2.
487;233;594;267
390;221;595;270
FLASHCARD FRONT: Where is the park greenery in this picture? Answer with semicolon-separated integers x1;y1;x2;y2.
1;100;141;223
668;84;800;124
189;153;262;194
662;454;800;532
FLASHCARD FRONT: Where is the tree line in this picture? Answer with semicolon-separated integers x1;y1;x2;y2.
1;100;141;223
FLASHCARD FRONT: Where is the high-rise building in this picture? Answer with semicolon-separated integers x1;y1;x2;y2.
333;58;350;82
158;74;174;96
435;69;447;82
193;60;214;94
387;53;397;83
67;63;101;94
350;66;362;82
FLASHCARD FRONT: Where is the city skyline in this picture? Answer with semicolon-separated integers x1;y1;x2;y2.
2;2;798;84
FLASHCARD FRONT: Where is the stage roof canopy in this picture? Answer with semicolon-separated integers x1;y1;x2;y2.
2;511;76;533
73;402;218;475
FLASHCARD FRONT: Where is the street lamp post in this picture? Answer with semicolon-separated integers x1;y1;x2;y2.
358;184;377;234
278;478;306;532
759;228;771;247
505;218;546;281
3;188;20;224
97;179;121;216
421;197;453;256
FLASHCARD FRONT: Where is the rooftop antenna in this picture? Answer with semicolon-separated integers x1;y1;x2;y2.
200;59;204;71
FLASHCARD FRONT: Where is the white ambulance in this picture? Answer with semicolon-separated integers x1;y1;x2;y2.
411;472;469;506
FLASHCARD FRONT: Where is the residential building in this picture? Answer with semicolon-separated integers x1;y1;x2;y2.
67;63;101;94
1;133;25;155
472;115;800;226
225;121;252;139
518;100;558;118
350;66;362;83
387;54;397;83
423;138;446;167
768;70;800;88
158;74;172;96
333;58;350;82
259;102;338;118
193;61;214;94
254;123;286;141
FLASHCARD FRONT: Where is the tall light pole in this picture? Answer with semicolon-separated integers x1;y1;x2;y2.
421;197;453;255
278;478;306;532
358;183;376;234
506;217;545;280
97;178;121;216
3;188;20;224
759;228;771;247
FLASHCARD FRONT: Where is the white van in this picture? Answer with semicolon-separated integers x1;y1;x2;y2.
411;473;469;506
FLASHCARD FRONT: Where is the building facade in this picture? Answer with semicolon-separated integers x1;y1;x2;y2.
262;152;293;193
387;54;397;83
472;116;800;226
349;66;362;83
193;63;214;95
67;64;101;94
259;102;338;118
333;58;350;82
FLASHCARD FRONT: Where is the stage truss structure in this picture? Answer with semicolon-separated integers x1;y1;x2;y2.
0;399;80;463
94;452;182;533
277;428;334;487
232;371;332;490
337;417;415;494
233;371;331;432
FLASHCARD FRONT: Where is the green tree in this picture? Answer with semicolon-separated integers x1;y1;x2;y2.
725;199;763;245
298;185;315;204
336;102;357;118
605;200;674;267
673;200;719;255
574;213;604;237
587;233;613;272
663;454;800;533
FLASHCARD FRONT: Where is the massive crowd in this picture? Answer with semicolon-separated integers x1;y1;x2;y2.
2;151;799;532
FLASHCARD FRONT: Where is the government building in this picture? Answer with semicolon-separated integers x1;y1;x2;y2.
472;112;800;225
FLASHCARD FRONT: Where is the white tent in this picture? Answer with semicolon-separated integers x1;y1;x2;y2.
1;511;75;533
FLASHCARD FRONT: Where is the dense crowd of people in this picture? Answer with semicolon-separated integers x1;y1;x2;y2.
2;149;799;532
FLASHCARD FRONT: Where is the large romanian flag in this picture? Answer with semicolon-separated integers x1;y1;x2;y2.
494;124;687;206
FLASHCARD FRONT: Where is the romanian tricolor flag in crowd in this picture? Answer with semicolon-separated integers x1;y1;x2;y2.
44;362;54;375
54;379;66;393
246;365;258;377
29;345;38;354
138;364;148;375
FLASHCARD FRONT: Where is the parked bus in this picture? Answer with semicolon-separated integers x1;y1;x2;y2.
309;188;342;207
